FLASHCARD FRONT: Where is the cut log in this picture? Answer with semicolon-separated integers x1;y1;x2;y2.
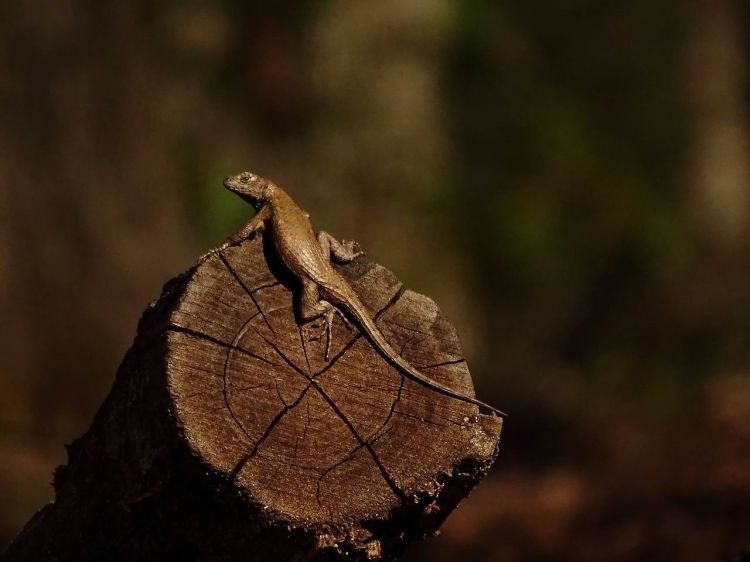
2;233;502;562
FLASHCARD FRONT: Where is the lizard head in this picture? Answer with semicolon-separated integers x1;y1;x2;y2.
223;171;273;209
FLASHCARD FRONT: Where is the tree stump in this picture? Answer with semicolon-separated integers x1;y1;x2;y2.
2;233;502;562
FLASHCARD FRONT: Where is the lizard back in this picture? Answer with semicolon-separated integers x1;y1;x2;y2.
268;190;341;285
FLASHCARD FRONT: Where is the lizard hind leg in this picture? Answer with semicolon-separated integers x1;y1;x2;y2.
317;231;364;263
299;279;350;360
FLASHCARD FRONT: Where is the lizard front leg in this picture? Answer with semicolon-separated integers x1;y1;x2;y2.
317;231;364;263
223;205;271;248
199;206;271;263
298;278;350;360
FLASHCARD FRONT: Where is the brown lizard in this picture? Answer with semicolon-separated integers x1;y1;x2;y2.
216;171;505;417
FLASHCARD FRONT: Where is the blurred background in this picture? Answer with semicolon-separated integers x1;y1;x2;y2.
1;0;749;560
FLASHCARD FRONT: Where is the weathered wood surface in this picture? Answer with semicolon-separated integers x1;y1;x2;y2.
2;233;502;562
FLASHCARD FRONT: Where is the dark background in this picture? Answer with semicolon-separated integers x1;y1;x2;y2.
1;1;749;560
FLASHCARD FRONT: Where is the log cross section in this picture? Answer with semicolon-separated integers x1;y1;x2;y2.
169;236;500;525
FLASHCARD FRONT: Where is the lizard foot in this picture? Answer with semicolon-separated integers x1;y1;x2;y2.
312;302;351;361
341;239;365;260
197;246;225;264
320;231;365;263
198;234;247;263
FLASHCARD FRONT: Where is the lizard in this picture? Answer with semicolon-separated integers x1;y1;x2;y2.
215;171;505;417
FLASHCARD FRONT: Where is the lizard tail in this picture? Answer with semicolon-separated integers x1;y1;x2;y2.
324;283;506;417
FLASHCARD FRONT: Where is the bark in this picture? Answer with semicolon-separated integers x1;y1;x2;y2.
2;234;501;562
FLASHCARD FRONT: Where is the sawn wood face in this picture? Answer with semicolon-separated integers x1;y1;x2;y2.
167;235;502;525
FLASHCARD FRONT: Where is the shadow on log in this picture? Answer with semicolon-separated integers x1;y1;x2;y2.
2;234;502;561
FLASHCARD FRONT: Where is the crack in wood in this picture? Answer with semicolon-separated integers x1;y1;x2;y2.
315;423;397;506
168;324;276;366
310;284;405;382
420;358;467;370
256;329;406;501
229;383;313;481
393;410;445;427
221;311;276;444
218;250;278;336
